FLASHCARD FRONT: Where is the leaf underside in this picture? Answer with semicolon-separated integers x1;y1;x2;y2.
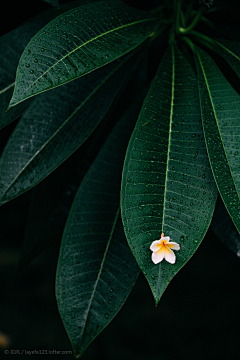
9;0;159;108
196;47;240;234
121;44;218;304
56;101;142;357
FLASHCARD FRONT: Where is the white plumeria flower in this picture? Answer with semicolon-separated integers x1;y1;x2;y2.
150;233;180;264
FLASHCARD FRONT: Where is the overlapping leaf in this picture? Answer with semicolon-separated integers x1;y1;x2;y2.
18;51;148;270
0;0;91;130
0;52;139;205
56;101;142;357
0;21;49;130
211;196;240;257
215;39;240;78
42;0;59;7
8;0;159;108
121;45;218;304
196;47;240;234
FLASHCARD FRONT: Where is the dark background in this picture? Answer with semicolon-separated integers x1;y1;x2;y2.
1;225;240;360
1;1;240;359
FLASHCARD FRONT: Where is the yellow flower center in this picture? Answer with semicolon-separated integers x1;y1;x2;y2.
160;239;168;246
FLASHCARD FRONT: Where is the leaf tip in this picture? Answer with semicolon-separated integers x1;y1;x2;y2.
154;296;160;306
74;350;81;359
7;98;16;111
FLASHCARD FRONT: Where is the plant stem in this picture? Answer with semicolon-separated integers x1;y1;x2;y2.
181;36;195;52
149;24;169;42
151;5;165;15
200;16;216;30
180;11;186;28
175;0;182;33
185;0;196;23
179;11;202;34
188;30;219;53
169;27;175;44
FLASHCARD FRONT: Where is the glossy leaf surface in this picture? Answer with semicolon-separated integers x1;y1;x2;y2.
121;45;218;304
18;52;148;270
211;196;240;258
56;102;142;357
196;48;240;234
0;21;49;129
9;0;159;108
215;39;240;78
0;53;137;205
0;1;89;130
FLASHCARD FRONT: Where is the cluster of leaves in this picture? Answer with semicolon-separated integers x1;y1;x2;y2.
1;0;240;357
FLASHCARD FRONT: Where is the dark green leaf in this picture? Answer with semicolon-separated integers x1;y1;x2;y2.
0;21;49;130
0;1;90;130
18;51;148;269
18;154;82;269
56;101;142;357
211;195;240;257
22;0;96;25
8;0;159;108
0;52;139;205
215;39;240;78
121;45;218;304
196;47;240;234
42;0;59;7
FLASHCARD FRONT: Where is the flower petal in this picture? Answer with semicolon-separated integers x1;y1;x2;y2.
150;240;161;252
164;246;176;264
167;242;180;250
152;249;164;264
161;236;170;243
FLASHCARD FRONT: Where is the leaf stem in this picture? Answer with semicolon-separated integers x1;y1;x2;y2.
206;5;234;13
200;16;215;30
175;0;182;34
169;27;176;44
151;4;165;15
189;30;219;53
180;11;186;28
149;24;169;42
185;0;197;23
179;10;202;34
181;36;195;52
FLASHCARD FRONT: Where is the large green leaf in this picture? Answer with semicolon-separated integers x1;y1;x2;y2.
0;21;50;130
56;100;142;357
211;196;240;258
215;39;240;78
18;52;148;270
0;1;91;130
196;47;240;234
121;45;218;304
0;51;140;206
8;0;159;108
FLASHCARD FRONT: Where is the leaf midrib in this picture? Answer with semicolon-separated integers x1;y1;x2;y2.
216;40;240;62
197;50;240;204
0;82;15;95
162;44;175;233
81;207;120;350
21;17;158;97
